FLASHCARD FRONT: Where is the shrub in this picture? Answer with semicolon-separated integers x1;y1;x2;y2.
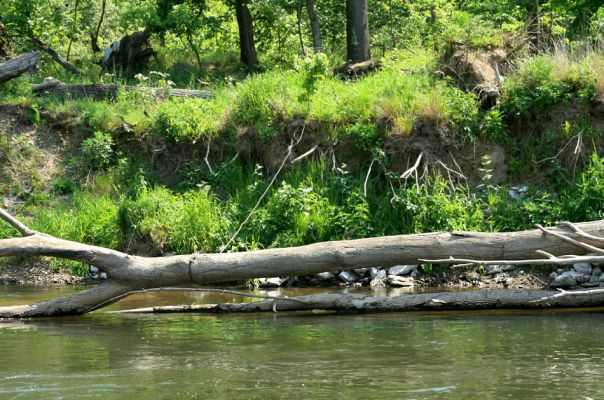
81;131;115;171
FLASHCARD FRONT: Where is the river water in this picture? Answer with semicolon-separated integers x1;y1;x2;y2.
1;286;604;399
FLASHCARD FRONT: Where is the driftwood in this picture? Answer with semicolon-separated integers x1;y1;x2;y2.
32;78;211;100
0;52;40;84
114;289;604;314
2;204;604;318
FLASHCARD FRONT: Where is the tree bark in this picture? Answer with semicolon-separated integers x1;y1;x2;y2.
90;0;107;52
234;0;259;70
305;0;323;53
114;290;604;315
30;37;82;76
0;52;40;84
346;0;371;64
31;78;211;100
2;206;604;318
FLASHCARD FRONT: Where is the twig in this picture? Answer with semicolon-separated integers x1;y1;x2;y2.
530;288;604;303
0;208;36;237
220;127;306;253
204;140;214;174
291;145;318;164
420;254;604;269
401;152;423;179
556;221;604;244
536;224;604;255
363;159;375;197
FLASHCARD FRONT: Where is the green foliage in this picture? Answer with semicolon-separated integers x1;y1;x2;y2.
81;131;115;171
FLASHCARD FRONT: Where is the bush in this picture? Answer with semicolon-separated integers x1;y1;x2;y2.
81;131;115;171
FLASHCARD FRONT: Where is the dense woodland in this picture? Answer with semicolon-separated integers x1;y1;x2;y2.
0;0;603;276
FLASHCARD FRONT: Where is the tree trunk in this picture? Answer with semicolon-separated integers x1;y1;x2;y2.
296;0;306;56
30;37;82;76
305;0;323;53
0;52;40;84
2;206;604;318
90;0;107;52
115;290;604;314
31;78;211;100
346;0;371;64
234;0;259;70
528;0;540;54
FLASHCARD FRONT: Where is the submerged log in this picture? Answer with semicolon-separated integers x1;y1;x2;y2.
0;52;40;84
32;78;211;100
1;206;604;318
114;290;604;314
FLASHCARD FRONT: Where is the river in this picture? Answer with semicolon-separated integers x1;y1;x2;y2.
0;285;603;399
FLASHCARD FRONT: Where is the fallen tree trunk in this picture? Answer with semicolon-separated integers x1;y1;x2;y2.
32;78;211;100
0;52;40;84
114;289;604;314
1;207;604;318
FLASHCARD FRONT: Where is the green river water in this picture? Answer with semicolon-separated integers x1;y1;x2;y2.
1;286;604;399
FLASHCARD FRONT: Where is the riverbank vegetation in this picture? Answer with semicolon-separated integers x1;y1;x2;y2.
1;0;604;277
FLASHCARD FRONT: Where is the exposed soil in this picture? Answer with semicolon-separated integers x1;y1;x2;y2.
0;262;83;285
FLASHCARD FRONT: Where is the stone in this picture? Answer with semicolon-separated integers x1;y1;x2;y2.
485;265;503;275
593;266;602;276
370;277;387;288
100;272;107;280
573;263;592;276
90;266;99;274
599;274;604;283
338;270;361;284
354;268;369;277
369;267;382;279
258;277;282;288
549;272;558;280
387;275;414;287
388;265;418;276
410;269;419;278
316;272;335;281
551;274;578;288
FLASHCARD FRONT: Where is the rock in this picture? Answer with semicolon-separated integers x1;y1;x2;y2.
258;277;282;288
388;265;418;276
592;266;602;276
354;268;369;277
90;266;99;274
315;272;335;281
370;277;387;288
599;274;604;283
282;276;298;287
551;273;578;288
573;263;592;276
387;275;414;287
410;269;419;278
485;265;503;275
369;267;382;279
338;270;361;284
100;272;107;280
549;272;558;280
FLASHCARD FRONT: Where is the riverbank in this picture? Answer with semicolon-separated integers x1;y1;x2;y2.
1;261;592;292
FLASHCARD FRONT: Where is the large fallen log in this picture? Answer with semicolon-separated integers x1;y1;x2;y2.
1;207;604;318
32;77;211;100
0;52;40;84
114;289;604;314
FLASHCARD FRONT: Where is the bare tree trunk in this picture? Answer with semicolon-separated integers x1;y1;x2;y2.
528;0;541;54
305;0;323;53
31;37;81;76
2;206;604;318
346;0;371;64
32;78;211;100
0;52;40;84
90;0;107;52
66;0;80;61
296;0;306;56
115;290;604;314
234;0;259;70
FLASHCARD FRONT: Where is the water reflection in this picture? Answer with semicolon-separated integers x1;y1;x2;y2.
0;287;603;399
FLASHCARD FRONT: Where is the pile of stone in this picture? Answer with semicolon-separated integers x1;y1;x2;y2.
257;265;421;289
550;263;604;289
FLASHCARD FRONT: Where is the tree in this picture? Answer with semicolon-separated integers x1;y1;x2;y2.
306;0;323;53
234;0;259;70
346;0;371;64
